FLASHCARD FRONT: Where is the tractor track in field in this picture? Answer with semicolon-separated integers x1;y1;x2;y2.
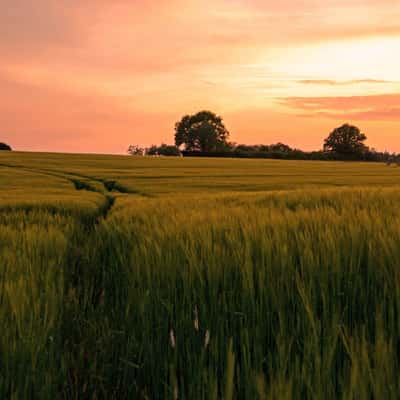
0;162;151;397
0;162;131;395
0;162;117;222
0;162;151;222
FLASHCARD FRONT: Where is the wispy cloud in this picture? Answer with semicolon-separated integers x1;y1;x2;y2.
280;93;400;120
297;79;394;86
300;109;400;120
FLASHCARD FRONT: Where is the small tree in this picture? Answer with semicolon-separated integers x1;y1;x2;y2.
127;145;145;156
324;124;367;155
175;111;230;152
0;143;12;151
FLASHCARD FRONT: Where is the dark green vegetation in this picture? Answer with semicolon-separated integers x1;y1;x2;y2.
2;151;400;399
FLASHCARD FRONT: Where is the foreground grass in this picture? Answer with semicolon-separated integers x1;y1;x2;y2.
1;152;400;398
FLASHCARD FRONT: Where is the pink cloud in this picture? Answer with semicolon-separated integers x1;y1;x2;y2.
2;0;400;70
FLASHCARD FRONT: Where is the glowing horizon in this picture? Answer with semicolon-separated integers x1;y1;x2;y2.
1;0;400;153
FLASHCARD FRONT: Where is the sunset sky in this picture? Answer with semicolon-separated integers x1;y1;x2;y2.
1;0;400;153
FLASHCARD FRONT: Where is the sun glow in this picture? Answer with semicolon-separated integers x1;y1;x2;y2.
269;36;400;93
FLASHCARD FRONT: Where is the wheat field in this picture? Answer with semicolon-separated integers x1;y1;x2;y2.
1;151;400;399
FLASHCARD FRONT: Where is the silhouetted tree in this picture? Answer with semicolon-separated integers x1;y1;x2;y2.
127;145;145;156
324;124;368;155
175;111;230;152
0;142;11;151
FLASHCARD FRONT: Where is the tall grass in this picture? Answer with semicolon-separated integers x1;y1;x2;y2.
52;188;400;398
0;212;74;398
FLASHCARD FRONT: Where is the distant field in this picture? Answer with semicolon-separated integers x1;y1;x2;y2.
1;151;400;399
2;151;400;197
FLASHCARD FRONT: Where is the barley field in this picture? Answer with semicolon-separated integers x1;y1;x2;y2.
1;151;400;399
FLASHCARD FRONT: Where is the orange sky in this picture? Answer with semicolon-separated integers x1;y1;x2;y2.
1;0;400;153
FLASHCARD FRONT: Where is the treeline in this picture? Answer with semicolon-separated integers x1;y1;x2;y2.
182;145;397;162
130;142;397;162
128;110;399;162
129;141;398;163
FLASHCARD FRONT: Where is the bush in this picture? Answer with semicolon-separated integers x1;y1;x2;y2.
0;143;12;151
146;144;181;156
